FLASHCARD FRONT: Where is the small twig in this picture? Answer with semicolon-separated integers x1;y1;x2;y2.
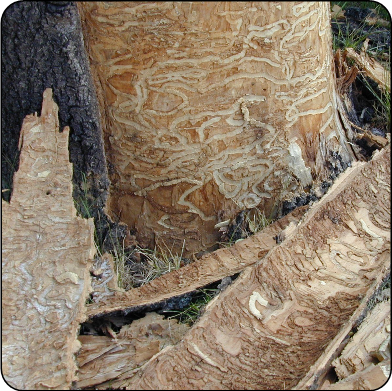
348;120;388;148
347;119;368;133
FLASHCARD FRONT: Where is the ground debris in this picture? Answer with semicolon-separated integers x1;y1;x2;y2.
75;312;189;389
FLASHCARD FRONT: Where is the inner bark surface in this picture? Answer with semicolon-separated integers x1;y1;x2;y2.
78;2;355;255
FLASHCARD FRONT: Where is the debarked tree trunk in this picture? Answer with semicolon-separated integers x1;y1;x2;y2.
77;1;357;255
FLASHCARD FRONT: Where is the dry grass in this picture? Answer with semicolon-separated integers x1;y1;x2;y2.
105;239;186;290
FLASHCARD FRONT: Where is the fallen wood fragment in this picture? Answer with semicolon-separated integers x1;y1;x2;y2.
1;89;96;390
347;120;389;149
322;360;390;390
333;299;390;379
119;146;390;389
295;271;390;390
76;313;189;389
86;205;308;318
345;40;390;91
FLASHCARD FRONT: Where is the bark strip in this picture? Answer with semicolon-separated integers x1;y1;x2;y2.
2;89;96;390
122;146;390;390
86;205;308;319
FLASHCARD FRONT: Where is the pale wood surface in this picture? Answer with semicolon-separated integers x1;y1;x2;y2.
121;146;390;389
331;298;390;384
1;89;96;389
78;1;355;255
76;313;189;389
295;268;390;389
322;361;390;390
86;205;308;318
346;42;390;91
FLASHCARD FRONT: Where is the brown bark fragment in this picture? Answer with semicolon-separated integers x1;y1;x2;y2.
333;299;390;379
1;89;96;390
75;312;189;389
120;146;390;389
86;205;308;318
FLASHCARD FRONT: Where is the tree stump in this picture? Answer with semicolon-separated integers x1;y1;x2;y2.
78;2;356;254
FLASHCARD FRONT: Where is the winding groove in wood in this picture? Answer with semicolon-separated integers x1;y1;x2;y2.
78;2;355;254
2;90;96;390
122;146;390;389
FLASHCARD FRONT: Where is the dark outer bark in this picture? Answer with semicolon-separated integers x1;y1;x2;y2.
1;1;120;245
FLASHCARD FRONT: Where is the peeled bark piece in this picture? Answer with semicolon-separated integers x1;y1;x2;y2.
123;145;390;390
345;41;391;91
298;280;390;390
78;1;355;255
1;89;96;390
86;205;308;318
322;361;390;390
332;299;390;380
76;312;189;389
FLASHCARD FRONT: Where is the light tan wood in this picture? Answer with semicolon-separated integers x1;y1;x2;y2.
78;1;356;255
85;145;390;389
86;205;308;318
333;299;390;379
295;268;390;390
76;313;189;389
322;361;390;390
346;40;390;91
1;89;96;389
90;252;125;304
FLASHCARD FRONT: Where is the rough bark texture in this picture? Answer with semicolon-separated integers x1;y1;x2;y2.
332;299;390;380
322;361;390;390
76;313;189;389
77;1;356;255
1;1;113;245
118;145;390;390
1;89;96;390
86;205;308;319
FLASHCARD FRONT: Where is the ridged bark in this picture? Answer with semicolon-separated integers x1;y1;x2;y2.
1;1;112;244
